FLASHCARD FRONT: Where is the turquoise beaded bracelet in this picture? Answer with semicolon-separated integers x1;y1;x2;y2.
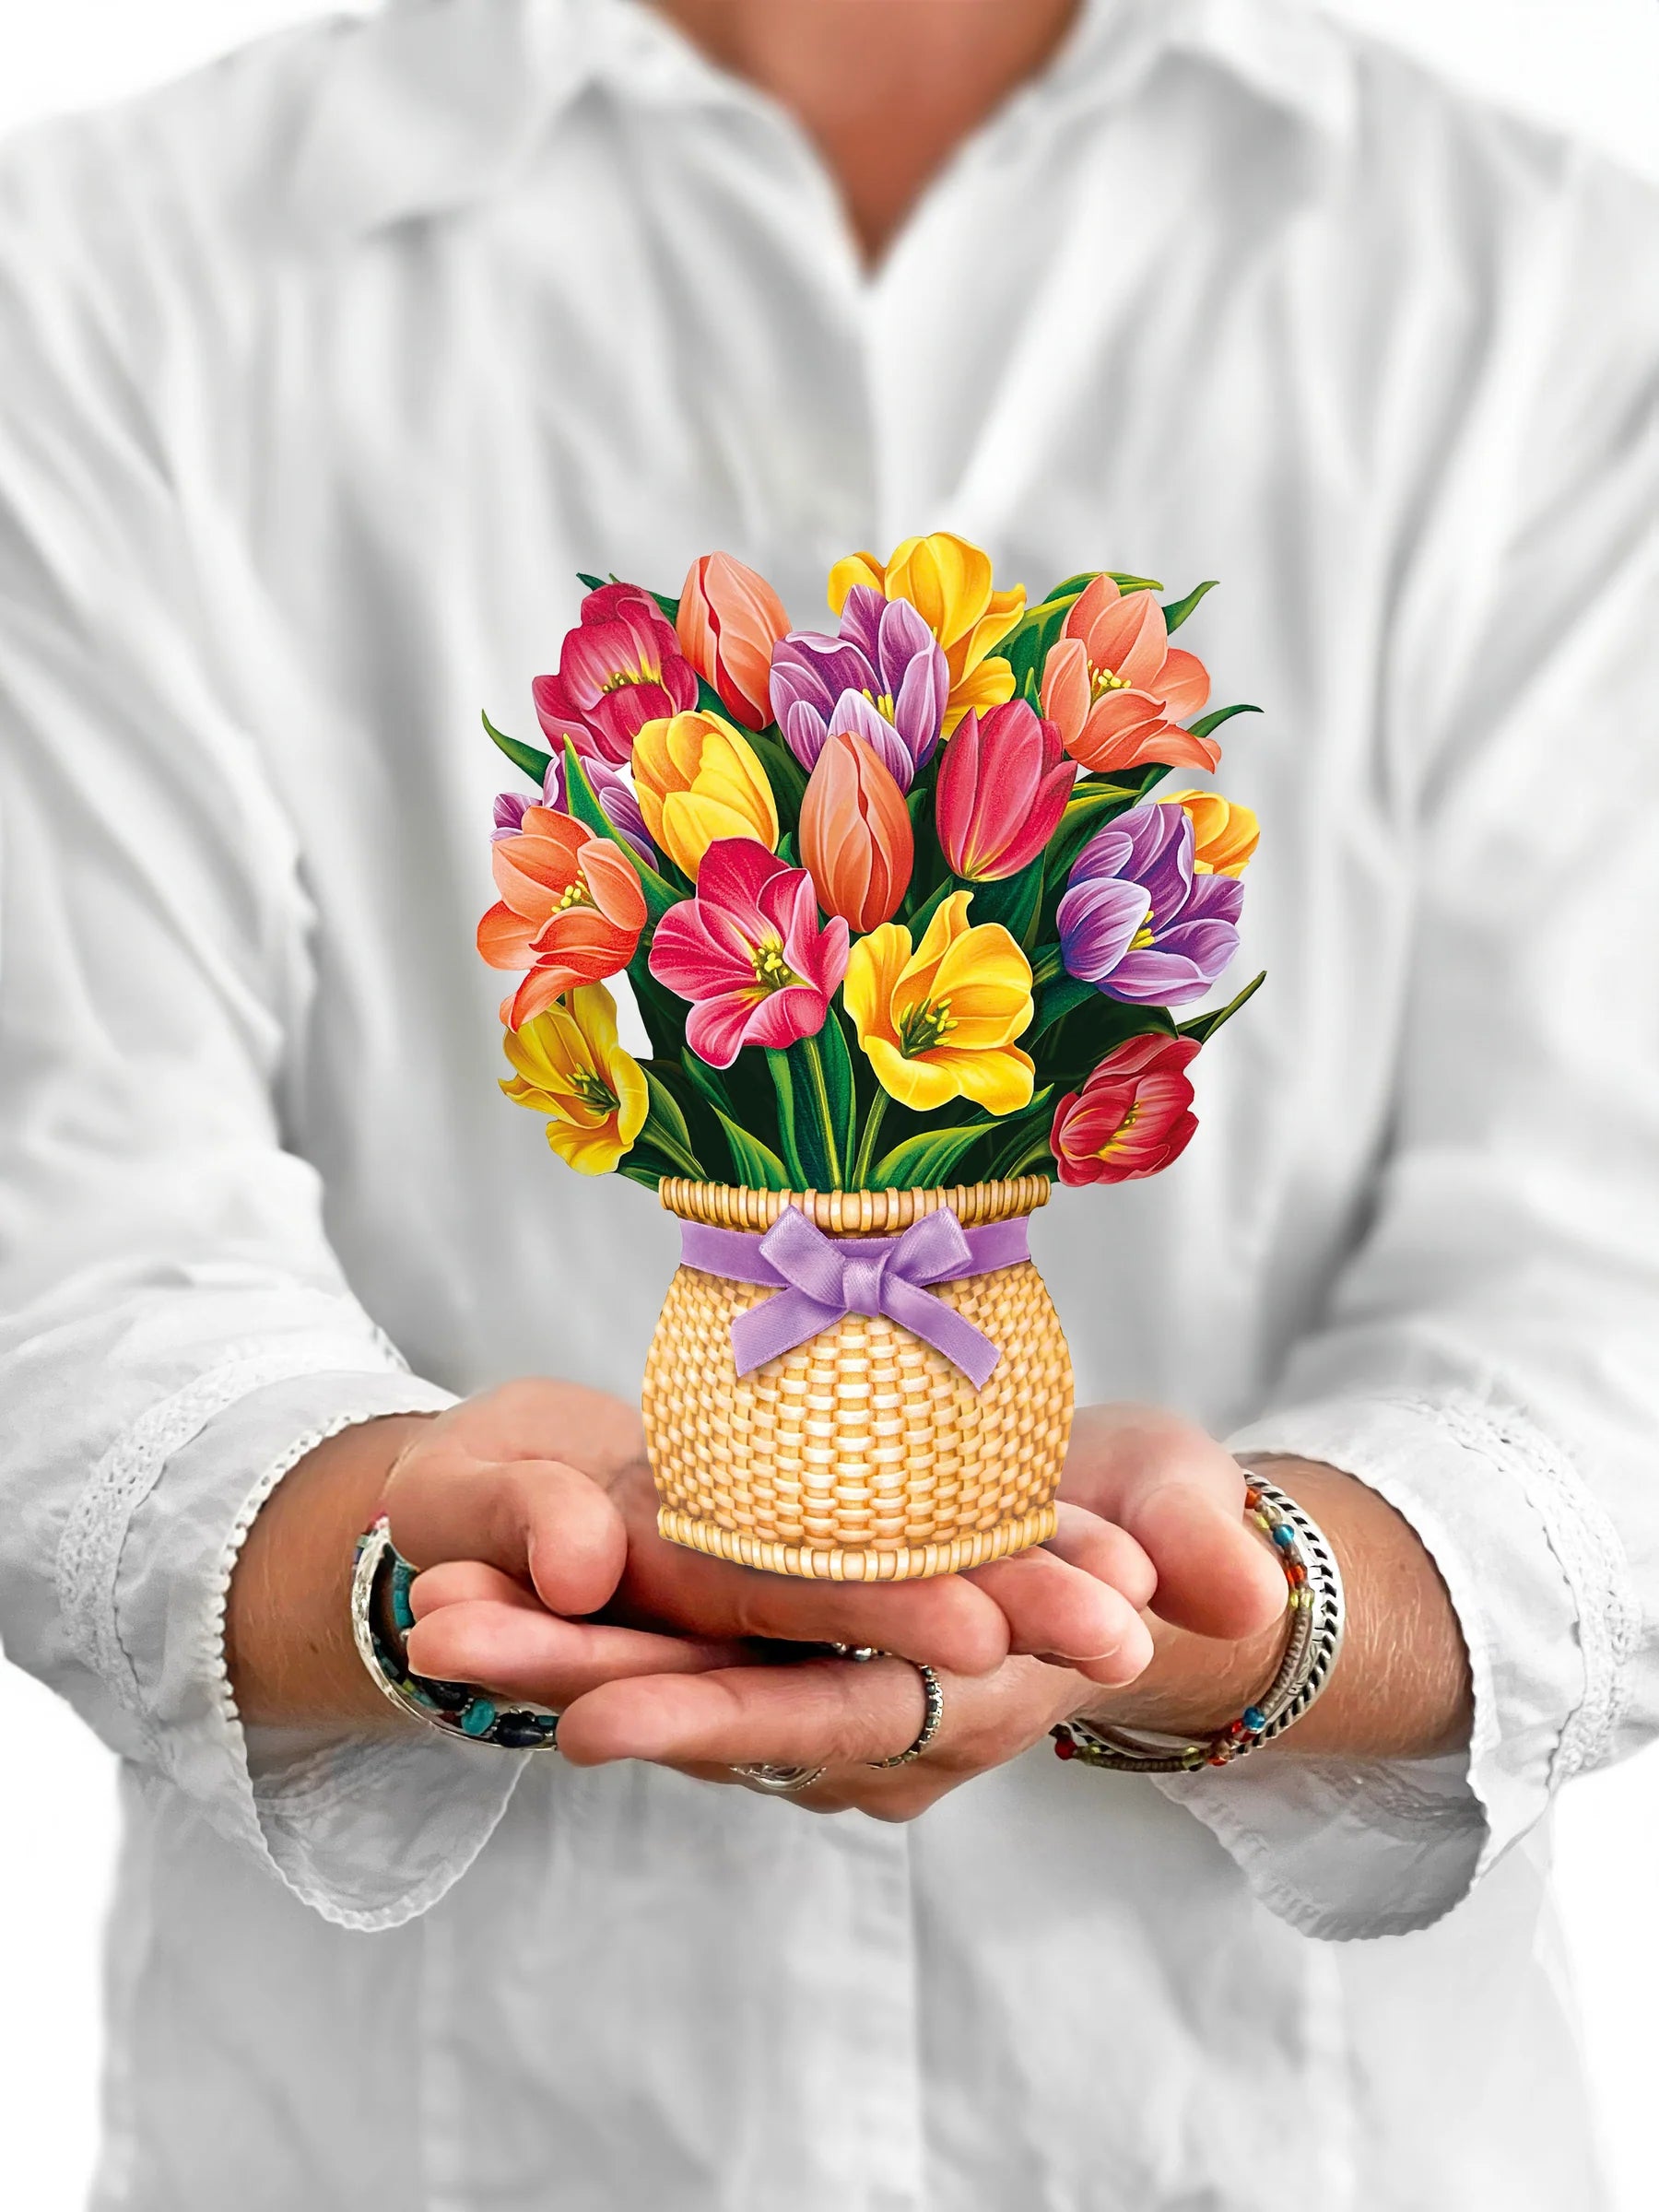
350;1516;562;1751
1051;1472;1345;1775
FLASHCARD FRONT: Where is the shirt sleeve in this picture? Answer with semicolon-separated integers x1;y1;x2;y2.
1153;150;1659;1940
0;124;523;1931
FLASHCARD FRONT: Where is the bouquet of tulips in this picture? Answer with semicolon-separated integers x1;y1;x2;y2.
477;532;1261;1200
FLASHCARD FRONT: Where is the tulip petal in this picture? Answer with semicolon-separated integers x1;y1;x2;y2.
1158;647;1211;720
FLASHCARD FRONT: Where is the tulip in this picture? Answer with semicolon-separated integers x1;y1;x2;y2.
828;533;1024;735
632;710;780;882
843;889;1034;1114
649;839;851;1069
1162;788;1259;877
935;700;1074;882
798;728;914;933
1040;575;1217;775
500;982;649;1175
494;753;657;870
1056;801;1241;1007
1050;1033;1201;1186
477;806;648;1028
532;582;699;767
769;589;947;787
676;552;790;731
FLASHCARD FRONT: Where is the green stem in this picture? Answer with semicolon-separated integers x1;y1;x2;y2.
799;1032;842;1189
849;1091;889;1191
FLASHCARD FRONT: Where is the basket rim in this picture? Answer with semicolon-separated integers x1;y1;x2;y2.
656;1176;1052;1233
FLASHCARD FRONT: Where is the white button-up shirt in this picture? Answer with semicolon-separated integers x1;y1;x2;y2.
2;2;1656;2205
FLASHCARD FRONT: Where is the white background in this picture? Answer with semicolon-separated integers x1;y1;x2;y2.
1;5;1656;2206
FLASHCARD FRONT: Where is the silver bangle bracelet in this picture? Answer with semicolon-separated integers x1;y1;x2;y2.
1052;1472;1346;1775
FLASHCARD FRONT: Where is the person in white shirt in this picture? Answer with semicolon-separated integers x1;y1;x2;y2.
0;2;1654;2206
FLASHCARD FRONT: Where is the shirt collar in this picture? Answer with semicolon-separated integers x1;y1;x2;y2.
287;0;1353;248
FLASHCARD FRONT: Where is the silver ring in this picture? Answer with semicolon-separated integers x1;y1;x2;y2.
731;1761;827;1794
866;1657;945;1770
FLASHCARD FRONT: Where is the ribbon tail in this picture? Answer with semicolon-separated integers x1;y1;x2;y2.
882;1279;1002;1391
730;1288;845;1377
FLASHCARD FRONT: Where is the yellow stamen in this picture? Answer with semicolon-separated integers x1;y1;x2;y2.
1089;662;1130;699
750;935;801;994
899;996;955;1057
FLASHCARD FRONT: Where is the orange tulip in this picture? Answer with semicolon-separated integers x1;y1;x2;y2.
798;728;913;934
1040;575;1217;774
477;806;647;1028
677;552;790;731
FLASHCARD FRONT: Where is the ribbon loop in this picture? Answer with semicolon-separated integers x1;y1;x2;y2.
679;1205;1030;1391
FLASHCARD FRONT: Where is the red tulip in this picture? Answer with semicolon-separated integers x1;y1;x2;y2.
1049;1032;1200;1185
935;700;1073;881
798;728;913;933
676;552;790;731
533;582;698;766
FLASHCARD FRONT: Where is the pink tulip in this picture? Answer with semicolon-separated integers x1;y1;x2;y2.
533;582;699;767
935;700;1074;881
798;728;914;934
676;553;790;732
1049;1033;1200;1185
649;838;851;1069
1041;576;1218;775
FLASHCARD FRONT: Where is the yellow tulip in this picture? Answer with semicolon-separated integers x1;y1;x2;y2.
829;533;1026;735
632;709;780;881
843;889;1035;1114
1164;789;1260;877
500;982;648;1174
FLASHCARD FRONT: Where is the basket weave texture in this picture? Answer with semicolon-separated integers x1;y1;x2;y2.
642;1181;1074;1581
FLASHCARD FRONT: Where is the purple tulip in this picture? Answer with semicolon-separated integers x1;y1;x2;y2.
492;753;657;871
769;586;947;790
1056;802;1242;1006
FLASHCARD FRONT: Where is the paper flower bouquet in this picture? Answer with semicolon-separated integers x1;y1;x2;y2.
478;535;1261;1579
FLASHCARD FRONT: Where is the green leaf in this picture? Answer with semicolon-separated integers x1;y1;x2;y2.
618;1159;665;1194
641;1069;697;1159
999;587;1088;696
981;1088;1058;1181
1187;701;1262;744
873;1120;998;1192
483;710;554;788
961;857;1043;946
1178;969;1265;1045
712;1109;791;1191
777;831;798;867
650;590;682;624
1042;997;1176;1092
562;741;684;927
741;726;809;832
1161;579;1218;634
1031;975;1100;1040
576;571;606;592
1106;572;1163;594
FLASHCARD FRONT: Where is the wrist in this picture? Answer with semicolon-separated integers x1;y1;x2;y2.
227;1411;439;1729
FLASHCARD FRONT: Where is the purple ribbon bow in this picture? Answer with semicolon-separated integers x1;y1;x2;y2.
678;1206;1031;1391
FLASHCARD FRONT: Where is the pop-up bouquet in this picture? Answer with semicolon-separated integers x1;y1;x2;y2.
478;535;1261;1580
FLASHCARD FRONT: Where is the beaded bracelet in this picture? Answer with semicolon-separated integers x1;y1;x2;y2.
1051;1472;1346;1775
350;1516;562;1751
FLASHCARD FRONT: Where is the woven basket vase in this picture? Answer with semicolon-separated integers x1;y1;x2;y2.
642;1178;1075;1581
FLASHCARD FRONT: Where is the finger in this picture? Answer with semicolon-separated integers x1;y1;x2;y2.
405;1600;746;1705
1044;1501;1159;1609
555;1654;933;1771
964;1543;1151;1683
1063;1406;1285;1640
389;1456;627;1618
408;1561;543;1618
617;1524;1012;1677
1127;1484;1286;1641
